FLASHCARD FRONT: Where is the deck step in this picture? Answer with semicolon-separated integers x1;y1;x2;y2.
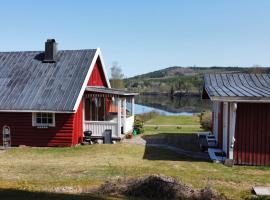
208;148;226;163
206;135;217;148
253;187;270;196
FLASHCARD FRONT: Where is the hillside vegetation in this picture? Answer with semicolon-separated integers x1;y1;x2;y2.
125;66;270;95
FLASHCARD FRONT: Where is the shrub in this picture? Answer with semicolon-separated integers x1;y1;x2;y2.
133;117;144;134
200;111;212;131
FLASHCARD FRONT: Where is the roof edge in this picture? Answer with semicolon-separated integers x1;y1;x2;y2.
72;48;111;111
85;86;139;96
0;110;75;113
210;96;270;103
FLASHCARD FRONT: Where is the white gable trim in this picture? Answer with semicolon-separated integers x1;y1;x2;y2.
98;49;111;88
73;48;111;112
0;110;74;113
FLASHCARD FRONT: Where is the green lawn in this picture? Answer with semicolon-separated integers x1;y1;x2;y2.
144;115;204;135
0;144;269;199
0;115;269;199
145;115;201;125
144;125;203;135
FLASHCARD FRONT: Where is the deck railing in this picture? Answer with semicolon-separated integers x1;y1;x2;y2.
123;115;134;133
84;121;118;138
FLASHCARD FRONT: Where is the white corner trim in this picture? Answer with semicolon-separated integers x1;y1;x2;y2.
213;101;219;139
222;102;228;154
228;102;237;160
73;48;111;112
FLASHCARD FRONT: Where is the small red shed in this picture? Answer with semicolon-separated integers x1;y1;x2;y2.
203;73;270;166
0;39;137;147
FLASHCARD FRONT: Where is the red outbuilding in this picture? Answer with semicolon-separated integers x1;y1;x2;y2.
0;39;137;147
203;73;270;166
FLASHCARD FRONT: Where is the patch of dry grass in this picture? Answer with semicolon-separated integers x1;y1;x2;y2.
0;144;269;199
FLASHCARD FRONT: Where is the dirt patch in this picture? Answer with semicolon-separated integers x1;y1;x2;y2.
93;175;227;200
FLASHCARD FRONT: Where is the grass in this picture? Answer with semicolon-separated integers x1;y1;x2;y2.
144;126;203;135
143;115;203;135
0;144;269;199
144;115;201;125
0;115;269;199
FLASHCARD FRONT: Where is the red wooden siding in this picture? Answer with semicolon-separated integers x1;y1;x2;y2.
72;56;108;145
217;102;223;149
234;103;270;166
87;57;107;87
84;56;108;123
0;112;73;147
72;101;83;145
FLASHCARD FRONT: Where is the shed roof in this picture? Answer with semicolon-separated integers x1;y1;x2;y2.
203;73;270;102
85;86;138;97
0;49;106;112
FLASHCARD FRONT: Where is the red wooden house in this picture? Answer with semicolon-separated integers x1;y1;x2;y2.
0;39;137;147
203;73;270;166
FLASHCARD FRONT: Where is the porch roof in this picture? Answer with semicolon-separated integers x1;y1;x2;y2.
85;86;138;97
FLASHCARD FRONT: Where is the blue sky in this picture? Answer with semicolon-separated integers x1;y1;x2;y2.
0;1;269;77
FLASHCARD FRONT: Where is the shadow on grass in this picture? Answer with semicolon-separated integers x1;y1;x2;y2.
0;188;106;200
142;132;210;162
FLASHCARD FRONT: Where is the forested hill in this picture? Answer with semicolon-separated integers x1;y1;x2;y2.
124;66;270;95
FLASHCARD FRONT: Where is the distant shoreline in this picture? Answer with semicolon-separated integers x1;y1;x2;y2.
137;91;201;97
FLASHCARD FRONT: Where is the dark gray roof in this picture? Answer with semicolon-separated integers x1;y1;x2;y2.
0;49;97;112
85;86;138;97
203;73;270;102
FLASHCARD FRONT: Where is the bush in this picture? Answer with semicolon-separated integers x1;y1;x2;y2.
200;111;212;131
133;118;144;134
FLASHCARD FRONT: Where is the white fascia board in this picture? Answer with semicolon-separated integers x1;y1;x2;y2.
0;110;74;113
210;96;270;103
73;48;111;112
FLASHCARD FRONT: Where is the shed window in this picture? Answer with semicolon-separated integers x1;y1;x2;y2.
32;113;55;127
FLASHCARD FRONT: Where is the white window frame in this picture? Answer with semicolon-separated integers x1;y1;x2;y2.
32;112;55;127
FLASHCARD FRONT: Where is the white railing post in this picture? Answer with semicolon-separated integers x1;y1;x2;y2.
131;97;135;116
117;98;122;137
123;98;127;133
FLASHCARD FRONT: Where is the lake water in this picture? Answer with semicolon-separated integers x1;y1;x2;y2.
135;95;212;116
135;104;195;116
